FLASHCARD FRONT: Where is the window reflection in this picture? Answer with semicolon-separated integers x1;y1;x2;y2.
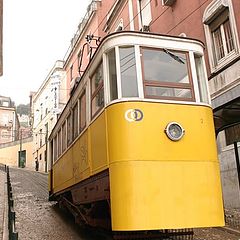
108;49;118;100
194;54;209;104
91;62;104;117
119;46;138;97
142;47;194;101
143;48;189;84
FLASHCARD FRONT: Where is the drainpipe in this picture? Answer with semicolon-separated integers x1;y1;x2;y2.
233;142;240;195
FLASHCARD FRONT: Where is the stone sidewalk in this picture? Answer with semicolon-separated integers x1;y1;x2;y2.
0;170;7;240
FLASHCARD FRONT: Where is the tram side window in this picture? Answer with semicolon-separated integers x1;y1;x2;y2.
67;113;72;146
194;54;209;104
119;46;138;97
73;102;79;140
57;129;62;157
142;48;194;101
91;62;104;117
79;91;86;131
108;49;118;100
53;136;57;162
62;120;67;152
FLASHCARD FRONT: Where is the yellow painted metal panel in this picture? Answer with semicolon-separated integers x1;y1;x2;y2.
52;112;108;194
106;102;218;163
110;161;224;230
72;131;90;181
89;113;108;174
106;102;224;230
53;147;74;193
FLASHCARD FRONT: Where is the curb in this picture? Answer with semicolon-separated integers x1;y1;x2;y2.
2;178;8;240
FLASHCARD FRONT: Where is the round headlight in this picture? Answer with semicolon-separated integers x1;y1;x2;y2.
165;122;185;141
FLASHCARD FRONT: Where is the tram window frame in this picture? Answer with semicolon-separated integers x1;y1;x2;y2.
107;48;118;101
67;113;73;147
91;62;104;118
79;90;86;132
62;120;67;152
119;46;139;98
53;136;57;162
57;129;62;157
141;47;195;101
194;54;209;104
73;102;79;140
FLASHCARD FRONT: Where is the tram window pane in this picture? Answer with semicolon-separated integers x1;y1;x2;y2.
119;46;138;97
146;86;192;99
62;121;67;152
91;62;104;117
73;102;78;140
53;136;57;162
142;48;189;84
194;55;209;104
108;49;118;100
80;91;86;131
91;63;103;94
57;130;62;157
67;114;72;146
92;88;104;116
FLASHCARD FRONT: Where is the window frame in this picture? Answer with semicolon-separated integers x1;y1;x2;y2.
90;61;104;118
141;47;195;102
72;101;79;140
79;90;87;132
203;0;240;73
62;120;67;152
67;113;72;147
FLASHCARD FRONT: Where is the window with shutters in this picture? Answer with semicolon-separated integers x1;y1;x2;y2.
203;0;239;72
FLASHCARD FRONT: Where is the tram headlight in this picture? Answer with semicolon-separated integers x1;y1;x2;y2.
165;122;185;141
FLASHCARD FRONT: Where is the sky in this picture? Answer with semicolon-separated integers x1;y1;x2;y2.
0;0;90;105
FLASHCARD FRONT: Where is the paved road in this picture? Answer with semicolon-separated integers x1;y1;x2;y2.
9;167;240;240
9;168;110;240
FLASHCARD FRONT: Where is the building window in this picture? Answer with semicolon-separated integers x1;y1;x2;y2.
211;12;234;62
91;62;104;117
39;129;42;147
203;0;239;72
79;91;86;132
70;64;74;81
73;102;79;140
138;0;152;30
141;47;194;101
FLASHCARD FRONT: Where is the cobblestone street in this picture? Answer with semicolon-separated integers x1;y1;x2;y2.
8;167;240;240
9;168;110;240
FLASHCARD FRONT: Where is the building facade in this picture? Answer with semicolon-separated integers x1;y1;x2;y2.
0;0;2;76
62;0;240;208
32;60;67;172
0;96;20;144
0;137;33;168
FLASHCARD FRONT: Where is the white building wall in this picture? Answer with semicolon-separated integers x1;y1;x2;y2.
32;60;68;172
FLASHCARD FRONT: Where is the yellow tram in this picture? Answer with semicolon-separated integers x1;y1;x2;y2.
48;31;224;238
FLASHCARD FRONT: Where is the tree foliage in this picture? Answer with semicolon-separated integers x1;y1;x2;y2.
16;104;30;116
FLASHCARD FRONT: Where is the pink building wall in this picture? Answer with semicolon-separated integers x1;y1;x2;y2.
64;0;240;92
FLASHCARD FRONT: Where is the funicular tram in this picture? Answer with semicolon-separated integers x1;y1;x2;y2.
48;31;224;239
